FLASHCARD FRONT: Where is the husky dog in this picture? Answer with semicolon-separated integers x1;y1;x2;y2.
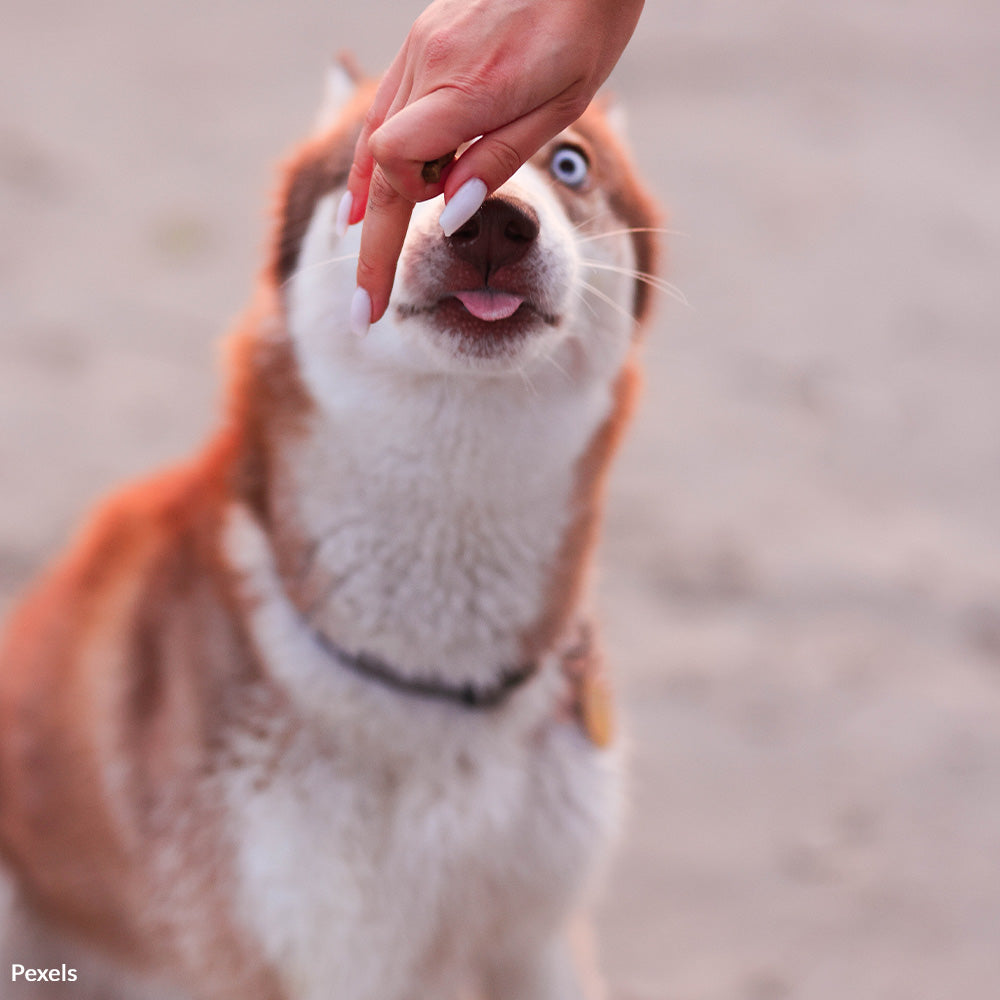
0;61;660;1000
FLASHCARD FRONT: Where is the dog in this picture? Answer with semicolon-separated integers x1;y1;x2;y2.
0;58;660;1000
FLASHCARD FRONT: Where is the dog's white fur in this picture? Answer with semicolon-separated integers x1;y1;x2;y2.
217;164;632;999
0;66;659;1000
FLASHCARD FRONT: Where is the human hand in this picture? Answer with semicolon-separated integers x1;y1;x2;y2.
341;0;645;335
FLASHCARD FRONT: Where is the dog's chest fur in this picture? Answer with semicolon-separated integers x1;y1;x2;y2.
220;654;618;999
266;348;616;685
218;378;621;996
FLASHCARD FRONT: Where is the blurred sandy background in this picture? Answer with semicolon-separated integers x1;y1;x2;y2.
2;1;999;997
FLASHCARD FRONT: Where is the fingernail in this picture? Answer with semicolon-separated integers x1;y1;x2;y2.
335;191;353;238
439;178;488;237
350;286;371;338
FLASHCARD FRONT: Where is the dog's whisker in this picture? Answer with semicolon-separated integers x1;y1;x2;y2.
574;287;601;321
514;361;541;398
575;226;684;244
569;284;619;331
582;260;689;307
538;348;574;384
577;280;640;327
570;210;604;234
281;251;359;290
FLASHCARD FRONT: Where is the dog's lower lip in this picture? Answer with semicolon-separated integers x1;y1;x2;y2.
394;294;559;334
452;290;524;322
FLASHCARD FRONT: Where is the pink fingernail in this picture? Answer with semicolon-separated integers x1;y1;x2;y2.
439;178;488;237
335;191;353;238
350;286;371;338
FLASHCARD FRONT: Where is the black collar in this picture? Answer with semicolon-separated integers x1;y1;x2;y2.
312;630;537;709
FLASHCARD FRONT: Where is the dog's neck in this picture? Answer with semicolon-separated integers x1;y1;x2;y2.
259;357;620;693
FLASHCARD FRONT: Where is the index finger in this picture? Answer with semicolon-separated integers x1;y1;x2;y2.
353;164;417;333
344;54;409;228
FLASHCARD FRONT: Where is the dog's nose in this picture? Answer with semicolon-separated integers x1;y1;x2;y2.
445;196;540;279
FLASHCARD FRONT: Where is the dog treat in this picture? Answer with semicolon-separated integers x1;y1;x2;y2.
421;150;456;184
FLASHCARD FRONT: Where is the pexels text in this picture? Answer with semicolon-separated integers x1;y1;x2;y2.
11;964;78;982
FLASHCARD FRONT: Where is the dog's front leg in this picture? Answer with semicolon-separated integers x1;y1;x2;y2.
479;931;603;1000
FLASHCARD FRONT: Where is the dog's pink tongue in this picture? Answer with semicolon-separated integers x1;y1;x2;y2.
454;290;523;322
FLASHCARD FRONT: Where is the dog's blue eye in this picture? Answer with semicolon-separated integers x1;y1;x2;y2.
550;145;589;189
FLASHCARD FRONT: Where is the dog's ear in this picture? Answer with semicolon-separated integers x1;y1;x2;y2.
271;63;375;286
313;52;365;133
604;102;630;143
599;94;631;143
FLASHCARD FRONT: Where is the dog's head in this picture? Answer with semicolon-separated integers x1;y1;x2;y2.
266;64;660;396
220;64;665;690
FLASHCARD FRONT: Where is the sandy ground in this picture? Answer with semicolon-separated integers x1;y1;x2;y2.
2;1;999;997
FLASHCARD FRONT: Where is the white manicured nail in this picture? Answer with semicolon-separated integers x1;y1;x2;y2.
350;286;371;338
335;191;353;238
439;178;488;237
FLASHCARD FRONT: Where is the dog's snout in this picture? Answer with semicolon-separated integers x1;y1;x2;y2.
445;196;539;278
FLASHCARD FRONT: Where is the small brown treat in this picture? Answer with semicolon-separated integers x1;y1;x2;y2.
421;151;457;184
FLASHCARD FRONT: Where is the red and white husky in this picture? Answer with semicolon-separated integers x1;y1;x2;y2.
0;60;659;1000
